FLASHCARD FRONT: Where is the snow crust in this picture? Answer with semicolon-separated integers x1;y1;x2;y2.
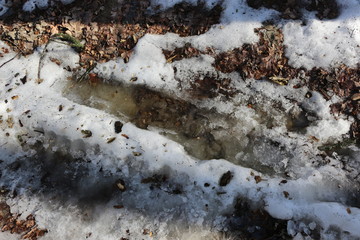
1;0;360;239
0;0;75;12
283;0;360;69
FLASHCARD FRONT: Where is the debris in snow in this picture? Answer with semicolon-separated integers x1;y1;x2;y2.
219;171;233;187
115;179;126;192
0;201;47;240
106;137;116;143
114;121;123;134
0;0;360;239
81;129;92;138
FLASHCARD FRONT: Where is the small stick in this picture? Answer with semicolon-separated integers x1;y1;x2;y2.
0;52;20;68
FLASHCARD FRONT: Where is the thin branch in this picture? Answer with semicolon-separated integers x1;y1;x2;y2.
0;52;20;68
37;40;51;80
76;63;96;82
37;35;84;80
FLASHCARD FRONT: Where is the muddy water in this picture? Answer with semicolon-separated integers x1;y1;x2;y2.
62;79;294;175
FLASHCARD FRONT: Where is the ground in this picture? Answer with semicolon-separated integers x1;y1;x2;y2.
0;0;360;240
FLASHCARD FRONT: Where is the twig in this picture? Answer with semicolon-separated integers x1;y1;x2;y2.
0;52;20;68
0;36;25;68
37;33;84;80
76;63;96;82
1;37;25;55
37;39;51;80
51;33;84;53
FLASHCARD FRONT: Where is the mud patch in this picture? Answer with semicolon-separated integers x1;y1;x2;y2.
224;197;291;240
63;79;227;160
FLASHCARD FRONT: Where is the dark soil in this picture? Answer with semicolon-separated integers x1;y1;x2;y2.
224;197;292;240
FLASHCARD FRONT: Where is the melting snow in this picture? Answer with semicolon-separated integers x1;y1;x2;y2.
1;0;360;239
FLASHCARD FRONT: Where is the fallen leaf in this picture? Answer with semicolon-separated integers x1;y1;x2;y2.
121;134;129;139
283;191;289;198
81;130;92;138
254;175;262;183
107;137;116;143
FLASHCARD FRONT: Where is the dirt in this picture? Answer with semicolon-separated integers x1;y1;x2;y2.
224;197;292;240
131;86;226;160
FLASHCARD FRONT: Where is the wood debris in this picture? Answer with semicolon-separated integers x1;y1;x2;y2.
0;202;47;240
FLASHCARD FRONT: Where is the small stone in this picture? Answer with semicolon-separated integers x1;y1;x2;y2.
347;208;351;214
283;191;289;198
114;121;123;133
132;152;142;156
115;179;126;192
113;205;124;209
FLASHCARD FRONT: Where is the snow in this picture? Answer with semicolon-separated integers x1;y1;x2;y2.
283;0;360;69
1;0;360;239
149;0;218;10
22;0;75;12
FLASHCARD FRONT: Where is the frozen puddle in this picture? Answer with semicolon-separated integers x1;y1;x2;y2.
62;78;311;176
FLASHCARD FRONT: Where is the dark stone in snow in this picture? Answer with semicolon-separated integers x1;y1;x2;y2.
114;121;123;133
